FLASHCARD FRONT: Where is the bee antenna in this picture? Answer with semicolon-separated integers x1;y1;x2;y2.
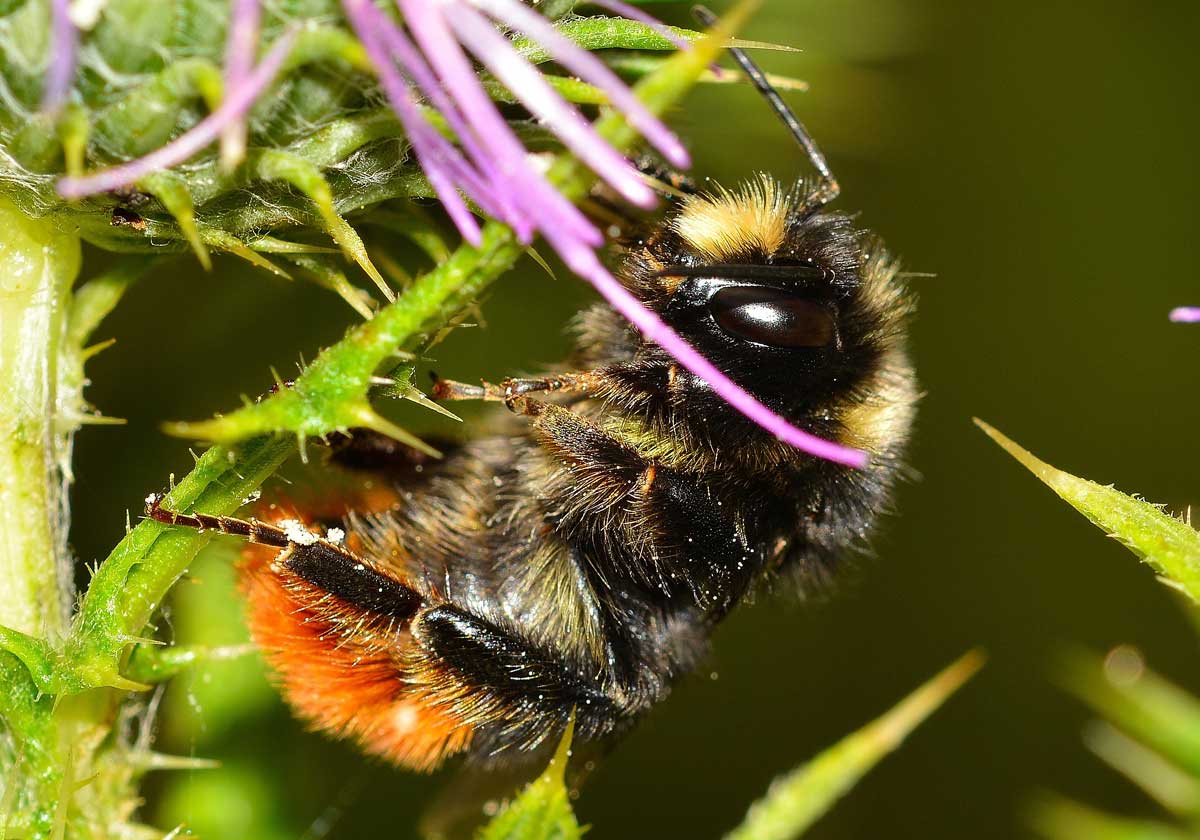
692;5;839;205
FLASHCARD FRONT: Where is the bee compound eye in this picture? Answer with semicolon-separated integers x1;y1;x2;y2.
707;286;837;349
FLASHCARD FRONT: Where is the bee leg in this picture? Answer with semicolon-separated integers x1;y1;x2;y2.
431;371;606;405
411;604;627;753
428;375;505;402
632;153;698;198
145;495;422;619
144;494;298;546
501;371;605;397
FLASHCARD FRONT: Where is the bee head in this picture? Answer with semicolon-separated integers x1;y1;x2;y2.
620;175;913;450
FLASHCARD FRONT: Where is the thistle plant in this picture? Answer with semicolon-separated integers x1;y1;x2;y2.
0;0;961;836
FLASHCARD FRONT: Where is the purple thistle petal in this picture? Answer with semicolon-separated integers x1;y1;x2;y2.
401;117;486;245
57;27;299;198
220;0;263;169
42;0;78;112
398;0;603;247
362;1;531;237
448;2;657;209
1169;307;1200;323
584;0;692;52
399;0;601;246
342;0;483;245
473;0;689;168
411;125;511;225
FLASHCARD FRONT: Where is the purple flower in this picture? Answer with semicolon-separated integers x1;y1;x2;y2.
57;26;299;198
1169;307;1200;323
50;0;867;467
219;0;263;169
43;0;78;112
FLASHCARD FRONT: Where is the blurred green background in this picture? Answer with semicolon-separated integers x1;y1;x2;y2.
66;0;1200;837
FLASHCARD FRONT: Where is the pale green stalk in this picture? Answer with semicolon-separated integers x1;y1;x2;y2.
0;197;80;640
724;650;984;840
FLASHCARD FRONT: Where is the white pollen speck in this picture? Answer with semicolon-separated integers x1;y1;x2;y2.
145;493;157;505
326;527;345;544
356;564;365;571
69;0;106;29
392;703;419;734
280;519;318;545
243;490;262;504
527;152;553;174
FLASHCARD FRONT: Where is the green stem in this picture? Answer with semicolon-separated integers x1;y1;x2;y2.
0;199;113;840
0;198;81;641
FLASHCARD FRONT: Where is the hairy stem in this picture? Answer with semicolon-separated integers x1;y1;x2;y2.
0;198;80;640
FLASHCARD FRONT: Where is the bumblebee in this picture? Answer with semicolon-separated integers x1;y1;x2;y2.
148;24;916;772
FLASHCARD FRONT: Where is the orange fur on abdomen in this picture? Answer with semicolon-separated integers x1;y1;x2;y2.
239;537;472;771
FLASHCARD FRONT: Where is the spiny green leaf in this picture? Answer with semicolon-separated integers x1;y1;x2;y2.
61;434;293;693
1059;649;1200;778
0;624;57;693
477;717;583;840
1084;721;1200;816
136;173;210;269
975;419;1200;603
252;149;388;296
124;641;256;686
1030;794;1196;840
723;649;984;840
66;257;156;351
284;253;375;320
59;256;157;429
513;17;797;64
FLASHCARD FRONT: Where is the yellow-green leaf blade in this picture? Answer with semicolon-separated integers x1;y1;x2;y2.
723;649;984;840
975;419;1200;602
1083;721;1200;816
477;716;582;840
1060;649;1200;778
1030;795;1196;840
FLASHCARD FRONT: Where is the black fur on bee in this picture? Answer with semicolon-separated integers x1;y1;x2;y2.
147;173;916;769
